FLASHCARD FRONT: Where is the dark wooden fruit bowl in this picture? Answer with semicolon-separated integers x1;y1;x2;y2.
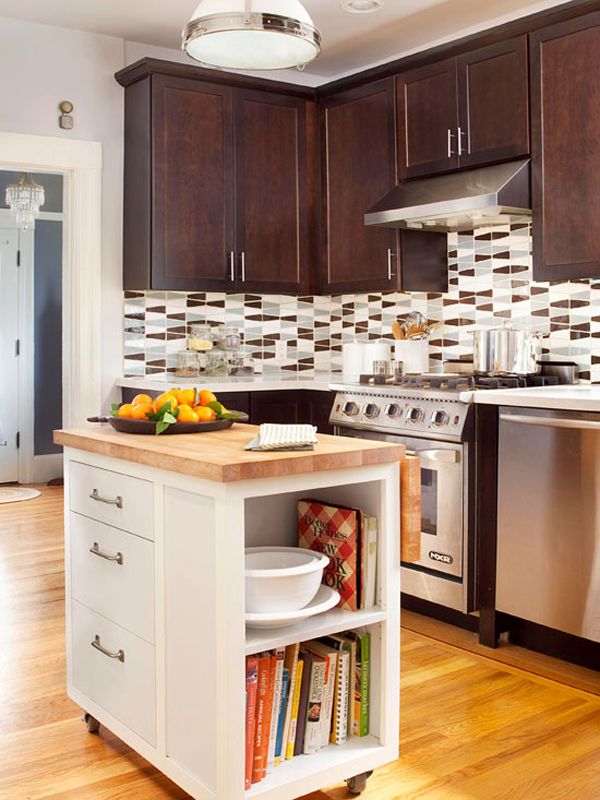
87;412;249;435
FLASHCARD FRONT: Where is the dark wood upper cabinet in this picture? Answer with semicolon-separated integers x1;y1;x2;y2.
531;14;600;281
151;75;236;292
397;59;459;179
120;64;314;293
320;79;447;294
320;80;399;294
397;37;529;179
234;90;310;294
457;37;529;169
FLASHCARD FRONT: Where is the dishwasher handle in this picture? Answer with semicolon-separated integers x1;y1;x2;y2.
500;413;600;432
406;449;460;463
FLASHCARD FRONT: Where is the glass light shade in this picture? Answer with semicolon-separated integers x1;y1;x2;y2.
183;0;321;70
5;173;45;230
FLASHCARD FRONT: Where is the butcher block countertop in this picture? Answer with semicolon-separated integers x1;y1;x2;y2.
53;424;405;483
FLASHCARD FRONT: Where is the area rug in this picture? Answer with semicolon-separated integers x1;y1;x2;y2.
0;487;41;504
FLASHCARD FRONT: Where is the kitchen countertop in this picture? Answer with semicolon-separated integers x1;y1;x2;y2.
116;373;339;394
460;384;600;412
53;424;404;483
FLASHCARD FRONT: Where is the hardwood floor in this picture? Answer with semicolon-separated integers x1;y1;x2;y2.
1;486;599;799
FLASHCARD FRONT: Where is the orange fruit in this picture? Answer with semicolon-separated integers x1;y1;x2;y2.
118;403;133;419
177;404;199;423
196;406;217;422
198;389;217;407
131;402;154;420
131;393;153;407
153;392;178;413
174;388;197;406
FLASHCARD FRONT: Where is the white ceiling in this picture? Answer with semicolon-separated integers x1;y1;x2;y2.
0;0;569;82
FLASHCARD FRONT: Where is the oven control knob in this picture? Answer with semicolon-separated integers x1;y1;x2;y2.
408;407;424;423
343;401;359;417
363;403;380;419
385;403;401;418
431;410;449;427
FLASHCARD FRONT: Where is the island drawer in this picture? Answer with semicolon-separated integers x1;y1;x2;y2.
70;461;154;540
71;600;156;746
70;513;155;643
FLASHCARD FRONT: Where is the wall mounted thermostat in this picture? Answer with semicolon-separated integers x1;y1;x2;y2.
59;101;74;130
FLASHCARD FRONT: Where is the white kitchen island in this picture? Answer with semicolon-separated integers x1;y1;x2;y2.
53;424;404;800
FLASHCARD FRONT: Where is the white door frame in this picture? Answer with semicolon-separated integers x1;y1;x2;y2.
0;131;102;482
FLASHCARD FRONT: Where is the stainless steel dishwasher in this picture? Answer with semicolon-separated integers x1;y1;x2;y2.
496;407;600;643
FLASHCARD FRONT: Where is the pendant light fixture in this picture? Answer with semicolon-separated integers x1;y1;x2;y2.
5;173;45;230
183;0;321;71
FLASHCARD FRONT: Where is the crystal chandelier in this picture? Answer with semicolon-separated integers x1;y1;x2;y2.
183;0;321;71
5;173;45;230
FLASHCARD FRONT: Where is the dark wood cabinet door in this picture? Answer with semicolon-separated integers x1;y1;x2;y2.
321;80;398;294
397;59;459;179
305;391;334;435
457;36;529;169
235;90;312;294
531;14;600;281
152;75;235;291
250;391;304;425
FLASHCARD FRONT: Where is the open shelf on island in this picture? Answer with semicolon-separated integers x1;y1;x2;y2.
245;735;386;799
245;607;387;655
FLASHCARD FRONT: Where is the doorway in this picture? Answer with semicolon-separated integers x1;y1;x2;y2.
0;171;65;485
0;224;19;482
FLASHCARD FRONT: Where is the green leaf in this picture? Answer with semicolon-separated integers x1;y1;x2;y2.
155;411;177;435
207;400;225;418
111;403;121;417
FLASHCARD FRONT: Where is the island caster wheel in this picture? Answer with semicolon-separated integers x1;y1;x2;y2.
345;770;373;795
83;713;100;734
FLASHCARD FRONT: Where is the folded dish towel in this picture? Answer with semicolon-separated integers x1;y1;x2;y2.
245;423;318;452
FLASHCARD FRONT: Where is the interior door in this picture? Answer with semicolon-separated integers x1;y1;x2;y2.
397;59;459;179
0;228;19;483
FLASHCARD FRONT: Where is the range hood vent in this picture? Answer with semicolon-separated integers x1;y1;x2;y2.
365;159;531;232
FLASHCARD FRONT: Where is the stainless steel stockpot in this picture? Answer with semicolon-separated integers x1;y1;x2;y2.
471;323;544;375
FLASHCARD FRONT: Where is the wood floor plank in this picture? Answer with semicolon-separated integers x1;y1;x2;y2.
0;486;599;799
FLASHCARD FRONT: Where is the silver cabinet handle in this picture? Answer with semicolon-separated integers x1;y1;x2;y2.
387;248;395;280
89;488;123;509
89;542;123;565
499;413;600;432
229;251;235;282
447;128;456;157
457;126;468;155
240;251;246;282
91;634;125;663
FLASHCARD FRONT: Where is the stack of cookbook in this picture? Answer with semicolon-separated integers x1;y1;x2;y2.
245;630;371;788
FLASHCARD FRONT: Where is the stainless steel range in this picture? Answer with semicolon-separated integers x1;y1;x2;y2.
329;373;561;613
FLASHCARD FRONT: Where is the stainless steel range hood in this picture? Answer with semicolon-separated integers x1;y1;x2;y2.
365;159;531;232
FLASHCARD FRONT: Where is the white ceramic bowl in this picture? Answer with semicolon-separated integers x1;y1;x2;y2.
245;546;329;614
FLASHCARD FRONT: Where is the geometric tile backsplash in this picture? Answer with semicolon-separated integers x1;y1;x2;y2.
124;223;600;382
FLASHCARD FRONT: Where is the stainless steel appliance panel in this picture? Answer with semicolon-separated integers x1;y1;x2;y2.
497;408;600;643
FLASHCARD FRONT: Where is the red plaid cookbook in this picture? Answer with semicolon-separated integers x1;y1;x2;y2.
297;500;361;611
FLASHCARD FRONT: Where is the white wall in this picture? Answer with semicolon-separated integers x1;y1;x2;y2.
0;17;124;409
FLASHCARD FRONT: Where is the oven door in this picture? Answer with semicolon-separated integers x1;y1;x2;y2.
336;428;464;579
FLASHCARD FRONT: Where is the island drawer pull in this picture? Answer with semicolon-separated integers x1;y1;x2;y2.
91;634;125;662
89;488;123;509
89;542;123;565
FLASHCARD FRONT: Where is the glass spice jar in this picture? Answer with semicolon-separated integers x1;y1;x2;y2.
188;324;214;352
215;325;241;351
174;350;200;378
205;350;229;376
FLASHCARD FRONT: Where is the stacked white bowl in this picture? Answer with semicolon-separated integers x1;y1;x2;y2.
245;546;329;614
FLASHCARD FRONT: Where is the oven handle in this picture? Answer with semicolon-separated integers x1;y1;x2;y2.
406;449;460;464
